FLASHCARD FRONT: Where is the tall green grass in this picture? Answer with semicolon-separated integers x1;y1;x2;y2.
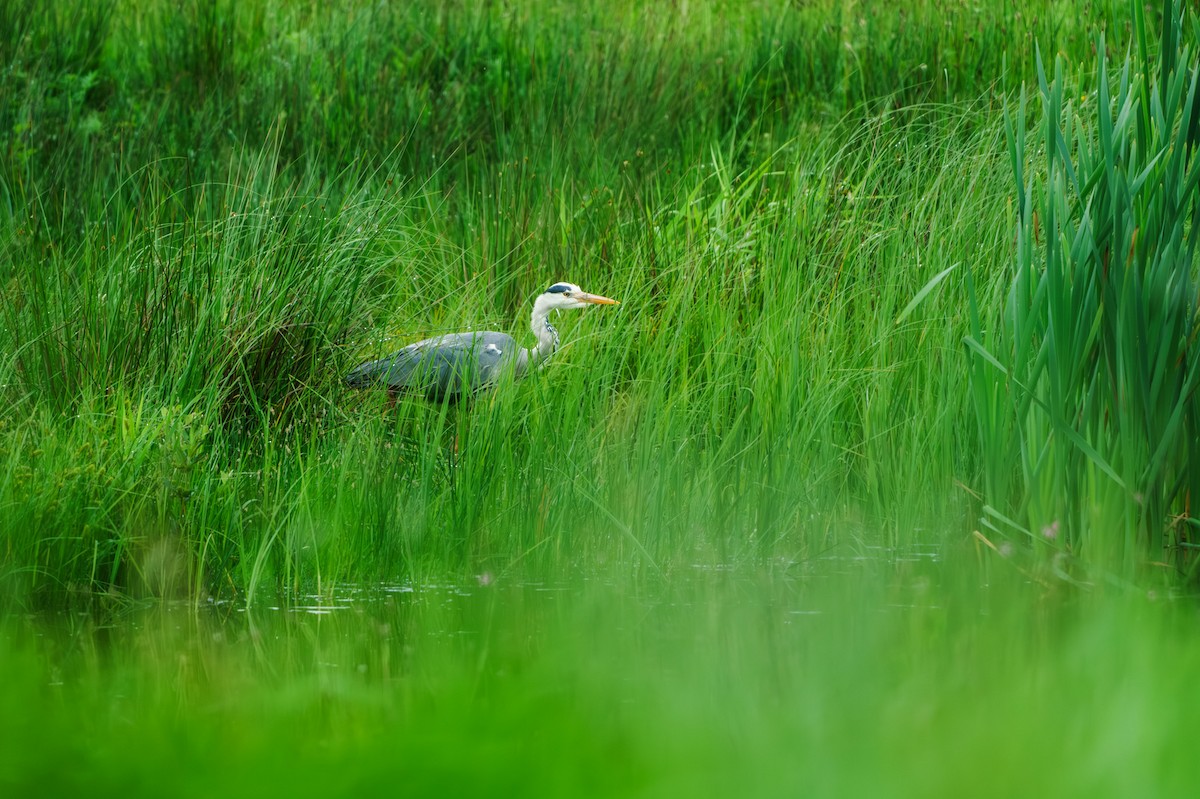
1;107;1015;602
968;0;1200;577
0;0;1183;603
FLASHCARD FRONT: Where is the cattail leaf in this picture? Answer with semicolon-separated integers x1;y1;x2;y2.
963;336;1009;376
1130;150;1166;197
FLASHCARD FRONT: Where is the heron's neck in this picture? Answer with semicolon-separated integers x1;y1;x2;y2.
527;302;560;366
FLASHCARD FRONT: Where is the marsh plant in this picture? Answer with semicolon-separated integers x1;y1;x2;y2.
968;0;1200;577
0;0;1194;603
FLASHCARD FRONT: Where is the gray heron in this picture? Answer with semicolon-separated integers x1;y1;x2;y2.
345;282;619;402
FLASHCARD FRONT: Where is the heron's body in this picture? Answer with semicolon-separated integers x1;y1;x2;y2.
346;282;617;402
345;331;521;402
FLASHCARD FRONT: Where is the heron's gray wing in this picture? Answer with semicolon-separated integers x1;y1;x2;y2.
346;331;519;401
469;331;521;383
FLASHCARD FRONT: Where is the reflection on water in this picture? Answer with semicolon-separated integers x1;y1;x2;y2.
10;546;954;683
13;545;951;636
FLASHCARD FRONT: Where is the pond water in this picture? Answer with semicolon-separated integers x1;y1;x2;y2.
3;548;1197;797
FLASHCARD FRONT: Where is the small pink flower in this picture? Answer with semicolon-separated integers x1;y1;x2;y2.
1042;520;1060;540
476;571;495;587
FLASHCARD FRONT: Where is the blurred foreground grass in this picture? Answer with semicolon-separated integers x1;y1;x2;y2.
2;554;1197;798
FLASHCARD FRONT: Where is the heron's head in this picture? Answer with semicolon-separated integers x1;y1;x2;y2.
538;282;620;311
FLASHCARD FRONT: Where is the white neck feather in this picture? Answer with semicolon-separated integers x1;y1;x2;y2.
517;296;560;375
529;299;560;363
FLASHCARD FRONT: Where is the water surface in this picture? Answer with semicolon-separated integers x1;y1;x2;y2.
3;550;1196;798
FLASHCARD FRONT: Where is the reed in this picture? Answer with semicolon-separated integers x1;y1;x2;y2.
968;0;1200;577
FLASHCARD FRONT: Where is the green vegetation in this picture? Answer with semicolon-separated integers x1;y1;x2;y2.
2;0;1200;795
3;0;1166;600
969;1;1200;577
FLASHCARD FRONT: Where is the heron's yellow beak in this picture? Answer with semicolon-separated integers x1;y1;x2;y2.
578;292;619;305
